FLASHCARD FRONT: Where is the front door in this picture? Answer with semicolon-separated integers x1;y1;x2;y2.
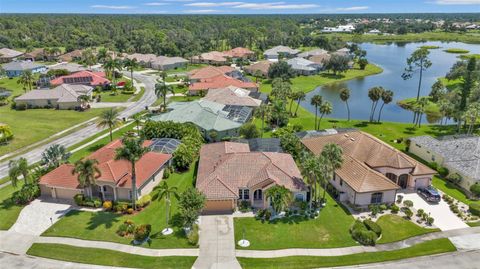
398;174;408;189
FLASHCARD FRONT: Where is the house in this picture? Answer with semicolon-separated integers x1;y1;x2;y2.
243;60;273;78
125;53;157;67
223;47;255;60
191;51;229;65
322;24;356;33
15;84;93;110
298;48;328;59
48;62;87;73
58;49;84;62
309;54;331;68
188;66;235;82
50;70;110;87
23;48;61;62
2;61;47;78
0;48;24;63
409;135;480;190
302;131;436;208
367;29;382;34
39;139;172;201
286;57;321;75
151;56;188;71
188;74;259;94
196;142;307;213
151;99;252;140
204;86;262;107
334;48;352;57
264;46;300;61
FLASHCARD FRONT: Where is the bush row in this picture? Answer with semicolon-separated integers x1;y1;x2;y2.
350;220;379;246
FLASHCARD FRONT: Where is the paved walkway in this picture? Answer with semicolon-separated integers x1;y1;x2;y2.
235;227;480;258
90;102;133;108
193;215;241;269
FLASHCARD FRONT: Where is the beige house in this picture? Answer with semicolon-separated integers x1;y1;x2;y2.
0;48;24;63
15;84;93;110
302;131;436;208
39;140;172;201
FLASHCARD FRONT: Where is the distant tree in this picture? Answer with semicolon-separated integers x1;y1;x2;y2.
318;101;333;129
293;91;306;117
325;55;350;75
339;88;351;121
311;95;323;130
97;108;122;141
123;58;139;83
358;58;369;70
73;159;101;199
41;144;71;169
239;122;260;139
402;48;432;102
17;70;34;92
368;87;384;122
268;61;295;79
377;90;394;123
82;49;96;70
429;80;446;103
96;48;109;63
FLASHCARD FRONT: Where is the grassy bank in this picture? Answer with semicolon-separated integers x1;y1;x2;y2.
0;182;25;230
237;238;456;269
27;243;196;269
376;215;439;244
330;31;480;44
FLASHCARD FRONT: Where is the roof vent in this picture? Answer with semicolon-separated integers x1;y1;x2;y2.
344;134;349;137
350;138;355;141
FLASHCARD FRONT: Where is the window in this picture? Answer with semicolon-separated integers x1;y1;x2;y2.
102;186;107;192
254;189;262;200
340;179;343;186
370;192;383;204
243;189;250;200
295;193;304;201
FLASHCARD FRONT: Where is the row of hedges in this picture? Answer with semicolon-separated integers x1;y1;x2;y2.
350;219;381;246
73;194;102;208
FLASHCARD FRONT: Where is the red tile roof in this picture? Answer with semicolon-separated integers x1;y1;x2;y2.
189;74;258;92
40;139;171;190
188;66;234;80
224;47;255;58
50;70;110;87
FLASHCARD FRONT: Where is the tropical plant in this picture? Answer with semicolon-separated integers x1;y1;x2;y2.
123;58;139;83
265;185;292;215
178;188;206;229
310;94;323;130
339;88;351;121
239;122;260;139
173;143;195;170
255;103;271;138
115;137;150;210
320;143;343;201
377;90;394;123
153;181;179;232
17;70;35;92
73;159;101;198
41;144;71;169
103;57;123;85
271;78;292;101
368;86;384;122
155;80;174;109
77;94;90;108
293;91;306;117
402;48;432;102
318;101;333;129
97;108;122;141
269;99;289;127
268;61;295;79
302;153;320;205
131;113;144;136
8;157;30;187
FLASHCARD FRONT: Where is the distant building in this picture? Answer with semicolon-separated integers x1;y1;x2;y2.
48;62;87;73
188;74;258;94
0;48;24;63
204;86;263;107
286;57;321;75
15;84;93;110
58;49;84;62
125;53;188;70
263;46;300;61
191;51;229;65
2;61;46;77
50;70;110;87
243;60;273;78
322;24;356;33
297;48;328;59
367;29;382;34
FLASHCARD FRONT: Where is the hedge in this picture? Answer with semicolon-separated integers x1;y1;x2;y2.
469;204;480;216
350;220;378;246
364;219;382;237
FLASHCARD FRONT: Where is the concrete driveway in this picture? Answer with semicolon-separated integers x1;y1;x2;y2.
400;192;468;231
9;198;73;236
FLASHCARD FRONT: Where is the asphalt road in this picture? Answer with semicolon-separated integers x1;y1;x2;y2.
0;72;157;181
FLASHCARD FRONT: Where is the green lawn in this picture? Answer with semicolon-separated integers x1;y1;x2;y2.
0;182;25;230
27;243;196;269
166;64;207;75
376;215;439;244
97;91;134;102
329;30;480;44
468;221;480;227
0;77;108;156
237;238;456;269
432;176;480;206
234;191;357;250
42;166;197;249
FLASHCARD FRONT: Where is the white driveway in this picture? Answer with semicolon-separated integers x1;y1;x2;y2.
400;192;468;231
9;198;73;236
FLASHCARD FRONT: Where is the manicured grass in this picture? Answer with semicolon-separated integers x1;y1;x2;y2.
376;214;439;244
0;182;25;230
234;191;357;250
166;64;207;75
0;77;108;156
237;238;456;269
131;87;145;102
96;91;134;103
467;221;480;227
258;64;382;94
432;176;480;206
397;97;440;117
444;48;470;54
27;243;196;269
42;166;197;249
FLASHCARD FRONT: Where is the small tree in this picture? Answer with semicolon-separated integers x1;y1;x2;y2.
358;58;368;70
155;80;174;109
470;183;480;198
17;70;35;92
268;61;294;79
402;48;432;102
325;55;350;75
153;181;179;234
178;188;206;229
265;185;292;215
9;157;30;187
239;122;260;139
339;88;351;121
97;108;122;141
41;144;71;169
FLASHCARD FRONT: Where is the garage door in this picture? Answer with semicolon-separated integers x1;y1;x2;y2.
203;200;234;214
414;177;431;189
54;188;82;200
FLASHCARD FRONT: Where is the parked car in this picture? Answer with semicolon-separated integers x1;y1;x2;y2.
417;186;441;203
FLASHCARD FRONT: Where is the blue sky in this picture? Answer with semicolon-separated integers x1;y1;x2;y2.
1;0;480;14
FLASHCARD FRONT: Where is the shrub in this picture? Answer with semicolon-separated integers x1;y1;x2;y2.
426;217;435;225
103;200;113;210
379;204;388;212
390;204;399;214
350;220;367;233
470;183;480;198
136;195;152;208
187;224;199;246
364;219;382;237
73;194;85;205
369;204;379;216
116;219;136;237
264;210;272;221
447;173;462;184
163;168;170;179
438;167;449;177
396;195;403;204
133;224;152;242
256;209;266;219
417;209;425;217
127;208;134;214
350;220;377;246
12;183;40;205
403;200;414;208
239;200;251;213
469;204;480;216
428;162;438;171
404;208;413;219
16;103;27;110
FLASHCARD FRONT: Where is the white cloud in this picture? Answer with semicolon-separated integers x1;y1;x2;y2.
336;6;369;11
185;2;244;7
144;2;169;6
183;9;219;13
90;5;135;9
233;2;319;10
433;0;480;4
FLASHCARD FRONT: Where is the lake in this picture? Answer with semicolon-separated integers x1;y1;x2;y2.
301;41;480;123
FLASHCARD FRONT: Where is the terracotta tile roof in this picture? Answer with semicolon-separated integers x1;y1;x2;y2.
59;50;83;62
204;86;261;107
192;51;228;63
40;139;172;190
50;70;110;87
189;74;258;92
301;131;436;193
39;164;80;189
224;47;254;58
188;66;234;80
244;61;272;76
196;142;305;200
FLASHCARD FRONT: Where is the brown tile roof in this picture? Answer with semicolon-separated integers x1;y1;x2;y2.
204;86;261;107
244;61;272;76
192;51;228;63
188;66;234;80
39;164;80;189
196;142;305;200
309;54;331;65
59;50;83;62
224;47;254;58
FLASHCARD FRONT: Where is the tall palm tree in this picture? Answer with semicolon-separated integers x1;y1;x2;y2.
318;101;333;130
103;57;122;86
153;181;179;234
302;153;320;205
8;158;29;187
97;48;109;63
155;80;174;109
377;90;394;123
320;143;343;201
339;88;351;121
73;159;101;199
310;95;323;130
368;87;384;122
294;91;306;117
17;70;35;92
131;113;144;136
265;185;292;215
115;137;150;210
123;58;139;83
255;103;270;138
97;108;122;141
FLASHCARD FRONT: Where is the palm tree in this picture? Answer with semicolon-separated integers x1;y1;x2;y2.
270;99;286;127
41;144;71;169
97;48;108;63
415;97;429;127
310;95;323;130
339;88;351;121
377;90;394;123
123;58;139;83
255;103;270;138
159;71;168;82
115;137;150;210
288;91;298;115
17;70;35;92
103;57;122;86
294;91;306;117
368;87;384;122
265;185;292;215
318;101;333;130
302;153;320;205
153;181;179;234
8;158;29;187
155;80;174;109
97;108;122;141
320;143;343;201
253;70;262;83
77;95;91;109
131;113;144;136
73;159;101;199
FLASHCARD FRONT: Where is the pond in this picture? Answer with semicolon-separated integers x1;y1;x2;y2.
301;41;480;123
